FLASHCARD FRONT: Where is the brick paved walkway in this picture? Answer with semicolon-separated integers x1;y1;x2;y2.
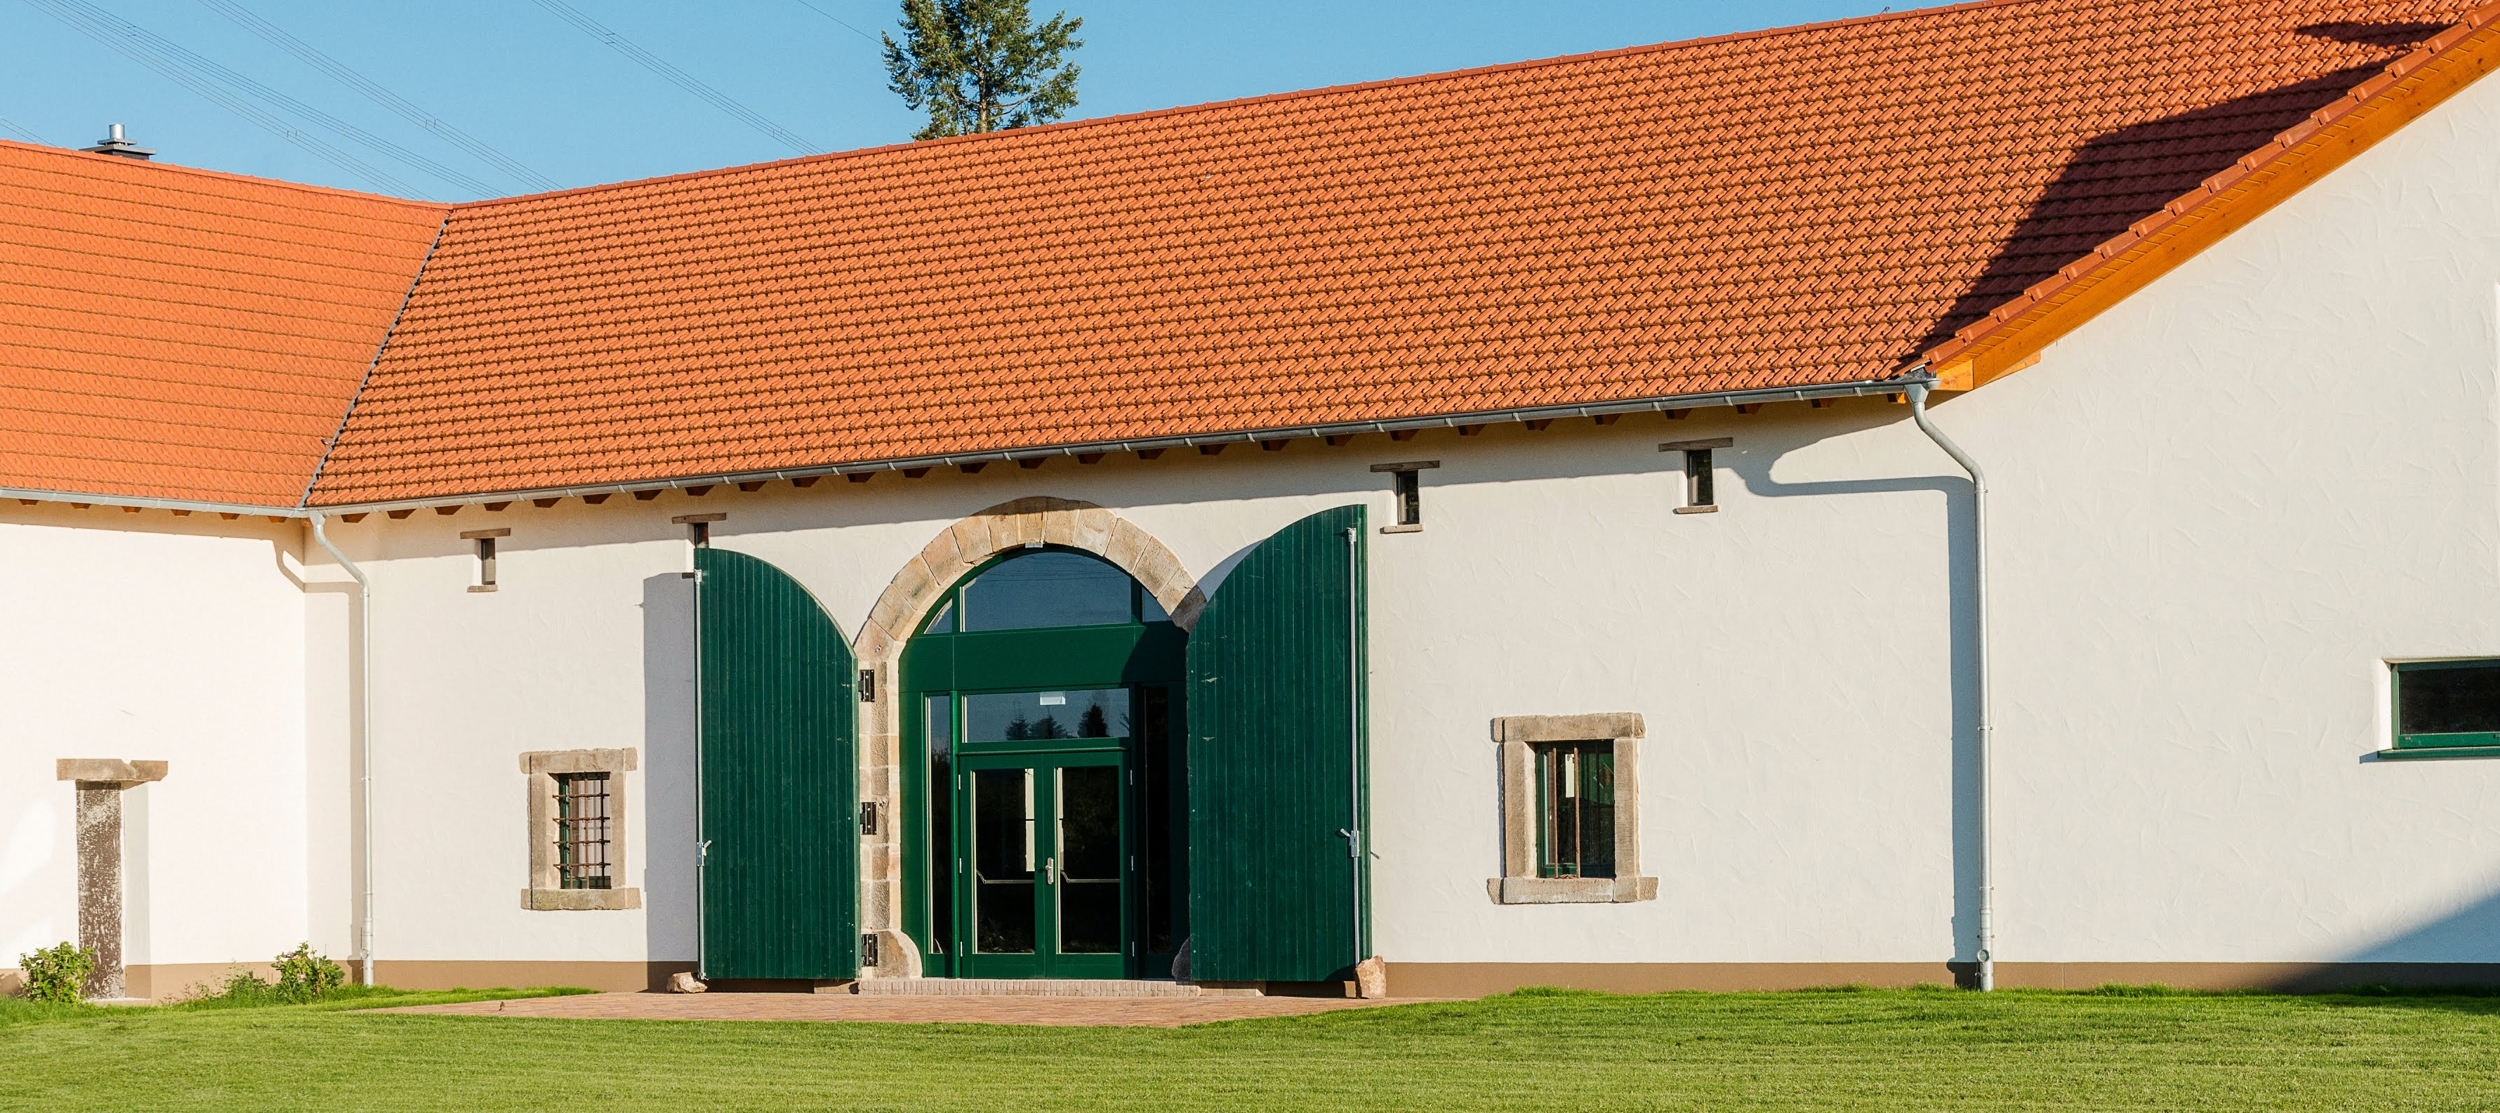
377;992;1421;1027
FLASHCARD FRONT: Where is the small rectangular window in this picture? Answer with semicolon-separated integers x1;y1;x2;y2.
672;513;725;548
1532;741;1615;879
554;773;613;889
2395;661;2500;749
1370;461;1439;532
460;528;509;591
1661;438;1732;514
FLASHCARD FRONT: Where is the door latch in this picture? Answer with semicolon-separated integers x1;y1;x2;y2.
1339;828;1362;859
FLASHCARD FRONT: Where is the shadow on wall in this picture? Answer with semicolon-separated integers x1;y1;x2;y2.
642;573;700;970
1729;445;1976;973
2320;870;2500;975
1903;27;2438;361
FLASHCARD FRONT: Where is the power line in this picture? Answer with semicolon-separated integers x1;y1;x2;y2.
21;0;421;194
193;0;560;193
528;0;816;155
0;114;49;144
790;0;878;44
75;0;502;195
20;0;518;197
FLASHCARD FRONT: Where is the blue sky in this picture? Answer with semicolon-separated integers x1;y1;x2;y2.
0;1;1928;199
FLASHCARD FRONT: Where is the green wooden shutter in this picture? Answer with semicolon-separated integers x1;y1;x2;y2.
696;547;859;980
1186;505;1368;982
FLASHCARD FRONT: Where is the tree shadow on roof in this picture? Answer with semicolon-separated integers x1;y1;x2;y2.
1902;55;2414;364
2296;20;2450;47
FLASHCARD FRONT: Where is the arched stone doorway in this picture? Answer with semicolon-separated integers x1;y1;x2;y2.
855;498;1202;977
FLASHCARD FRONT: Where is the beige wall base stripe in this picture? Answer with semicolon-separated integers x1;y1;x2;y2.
121;960;695;999
1384;961;2500;998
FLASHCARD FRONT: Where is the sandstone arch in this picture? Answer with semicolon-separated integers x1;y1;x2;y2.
853;497;1202;977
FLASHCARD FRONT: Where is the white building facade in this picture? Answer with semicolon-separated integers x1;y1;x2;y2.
8;0;2500;998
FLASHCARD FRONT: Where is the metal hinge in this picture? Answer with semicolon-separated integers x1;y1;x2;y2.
858;668;876;702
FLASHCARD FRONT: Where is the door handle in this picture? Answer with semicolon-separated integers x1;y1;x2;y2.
1045;857;1056;884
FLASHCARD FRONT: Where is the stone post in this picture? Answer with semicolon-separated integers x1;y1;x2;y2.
55;759;168;1001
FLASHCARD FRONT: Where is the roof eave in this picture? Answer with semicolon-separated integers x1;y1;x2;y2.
304;374;1924;515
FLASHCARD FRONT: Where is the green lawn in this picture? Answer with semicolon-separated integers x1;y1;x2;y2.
5;986;2499;1111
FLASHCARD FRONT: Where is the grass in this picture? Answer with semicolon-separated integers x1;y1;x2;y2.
5;985;2500;1111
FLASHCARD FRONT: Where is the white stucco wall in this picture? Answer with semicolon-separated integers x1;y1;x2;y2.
0;510;312;977
312;63;2500;975
1945;62;2500;965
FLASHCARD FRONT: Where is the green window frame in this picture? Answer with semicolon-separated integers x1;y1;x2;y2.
2389;660;2500;755
1532;741;1616;879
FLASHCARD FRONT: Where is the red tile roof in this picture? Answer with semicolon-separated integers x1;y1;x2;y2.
0;0;2490;509
0;143;444;507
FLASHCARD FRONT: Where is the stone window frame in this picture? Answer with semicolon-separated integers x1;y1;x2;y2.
521;748;642;911
1487;714;1658;904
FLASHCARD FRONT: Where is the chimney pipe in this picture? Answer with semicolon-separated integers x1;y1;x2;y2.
83;123;155;161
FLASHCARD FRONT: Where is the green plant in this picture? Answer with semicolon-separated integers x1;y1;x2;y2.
16;942;95;1004
182;944;347;1008
272;943;347;1003
194;944;348;1007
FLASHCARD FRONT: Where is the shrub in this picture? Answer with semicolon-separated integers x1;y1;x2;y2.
193;944;348;1007
272;943;347;1003
17;943;95;1005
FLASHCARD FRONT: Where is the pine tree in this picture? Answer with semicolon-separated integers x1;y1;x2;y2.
882;0;1083;141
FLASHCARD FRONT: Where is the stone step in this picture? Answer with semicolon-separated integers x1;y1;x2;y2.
854;978;1215;998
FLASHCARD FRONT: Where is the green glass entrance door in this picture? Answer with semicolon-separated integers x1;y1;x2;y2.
958;751;1126;979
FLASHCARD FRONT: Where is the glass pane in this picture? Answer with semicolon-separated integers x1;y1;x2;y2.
1058;765;1121;954
2401;663;2500;737
972;768;1035;954
965;689;1129;743
924;598;956;634
1532;742;1615;879
1577;748;1616;879
926;695;953;954
1141;587;1169;624
1139;686;1178;955
962;551;1135;631
555;773;612;890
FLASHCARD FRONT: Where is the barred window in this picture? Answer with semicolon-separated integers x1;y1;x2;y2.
554;773;613;890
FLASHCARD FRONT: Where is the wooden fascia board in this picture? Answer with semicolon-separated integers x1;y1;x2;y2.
1929;6;2500;392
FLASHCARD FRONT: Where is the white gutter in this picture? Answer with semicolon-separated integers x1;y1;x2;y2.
306;512;378;988
1903;376;1993;992
303;377;1921;517
0;379;1925;520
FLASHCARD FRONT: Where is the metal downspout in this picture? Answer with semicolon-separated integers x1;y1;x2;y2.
308;513;377;987
1904;378;1994;992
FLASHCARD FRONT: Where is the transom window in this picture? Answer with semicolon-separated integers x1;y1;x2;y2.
921;550;1168;634
554;773;613;890
965;688;1129;743
1533;741;1616;879
2394;660;2500;750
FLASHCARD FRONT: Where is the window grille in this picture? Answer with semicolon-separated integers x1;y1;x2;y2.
1533;741;1616;879
554;773;613;889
